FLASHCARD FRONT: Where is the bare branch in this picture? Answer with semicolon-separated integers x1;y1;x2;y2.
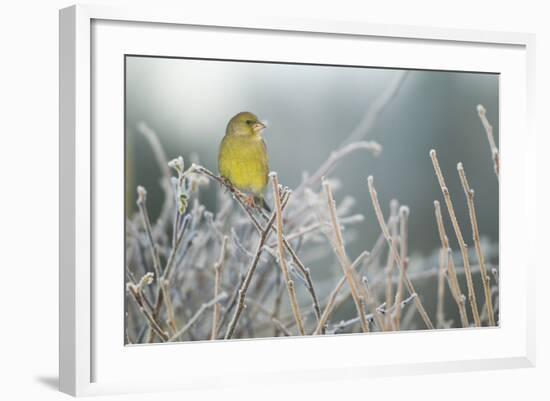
343;71;409;144
211;235;228;340
322;178;370;333
457;162;495;326
476;105;499;179
367;176;434;329
270;172;306;335
296;141;381;194
171;292;228;342
393;206;408;329
224;190;289;339
127;278;169;342
430;150;481;327
314;251;370;334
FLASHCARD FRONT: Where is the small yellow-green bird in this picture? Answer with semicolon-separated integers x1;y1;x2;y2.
218;111;270;210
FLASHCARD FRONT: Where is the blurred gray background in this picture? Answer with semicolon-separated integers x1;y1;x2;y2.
125;55;498;261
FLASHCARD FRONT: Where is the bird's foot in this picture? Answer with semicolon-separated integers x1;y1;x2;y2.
244;195;256;209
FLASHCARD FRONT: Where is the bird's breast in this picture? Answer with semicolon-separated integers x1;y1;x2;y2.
218;135;269;194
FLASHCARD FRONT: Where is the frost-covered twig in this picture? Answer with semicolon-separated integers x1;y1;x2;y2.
393;206;409;330
314;251;370;334
361;276;385;331
296;141;381;194
211;235;228;340
457;162;495;326
269;214;363;245
246;296;294;336
295;72;408;194
476;105;499;180
258;207;323;328
436;247;447;329
367;176;434;329
270;172;306;335
315;214;396;334
430;150;481;327
136;122;174;234
136;187;162;282
136;186;177;335
127;274;169;342
271;271;285;336
224;190;290;339
343;71;409;144
447;249;469;328
434;200;469;328
171;292;228;341
322;177;369;333
384;199;399;328
196;170;319;332
329;292;416;334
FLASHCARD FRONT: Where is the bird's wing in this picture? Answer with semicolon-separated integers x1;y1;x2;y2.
218;135;227;174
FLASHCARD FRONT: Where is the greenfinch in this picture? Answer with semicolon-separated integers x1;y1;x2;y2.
218;111;270;210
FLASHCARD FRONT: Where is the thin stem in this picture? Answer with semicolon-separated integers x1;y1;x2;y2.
246;298;294;337
158;226;187;330
322;177;369;333
149;203;190;336
283;244;322;326
434;200;469;328
476;105;499;180
361;277;386;331
224;191;289;339
436;248;446;328
384;200;399;328
296;142;381;194
387;293;418;324
343;71;409;145
136;122;171;190
217;273;244;336
375;262;489;287
271;271;285;337
136;122;174;235
136;186;176;336
270;172;306;336
223;222;272;339
393;206;409;330
314;215;393;334
492;267;499;286
211;235;228;340
257;209;323;329
272;215;364;244
314;251;369;334
430;150;481;327
171;292;228;341
447;249;469;328
367;176;434;330
127;281;168;342
330;293;416;334
162;214;190;283
161;279;176;334
136;187;162;281
457;162;495;326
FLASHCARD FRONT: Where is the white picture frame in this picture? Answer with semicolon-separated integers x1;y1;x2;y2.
59;4;536;397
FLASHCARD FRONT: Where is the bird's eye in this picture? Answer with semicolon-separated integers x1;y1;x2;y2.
245;120;253;125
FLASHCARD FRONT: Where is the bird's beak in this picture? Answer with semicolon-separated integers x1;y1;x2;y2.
252;121;267;133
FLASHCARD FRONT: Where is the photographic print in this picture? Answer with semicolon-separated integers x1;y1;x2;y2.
124;56;499;344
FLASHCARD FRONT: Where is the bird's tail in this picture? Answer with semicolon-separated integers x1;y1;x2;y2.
254;195;271;213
